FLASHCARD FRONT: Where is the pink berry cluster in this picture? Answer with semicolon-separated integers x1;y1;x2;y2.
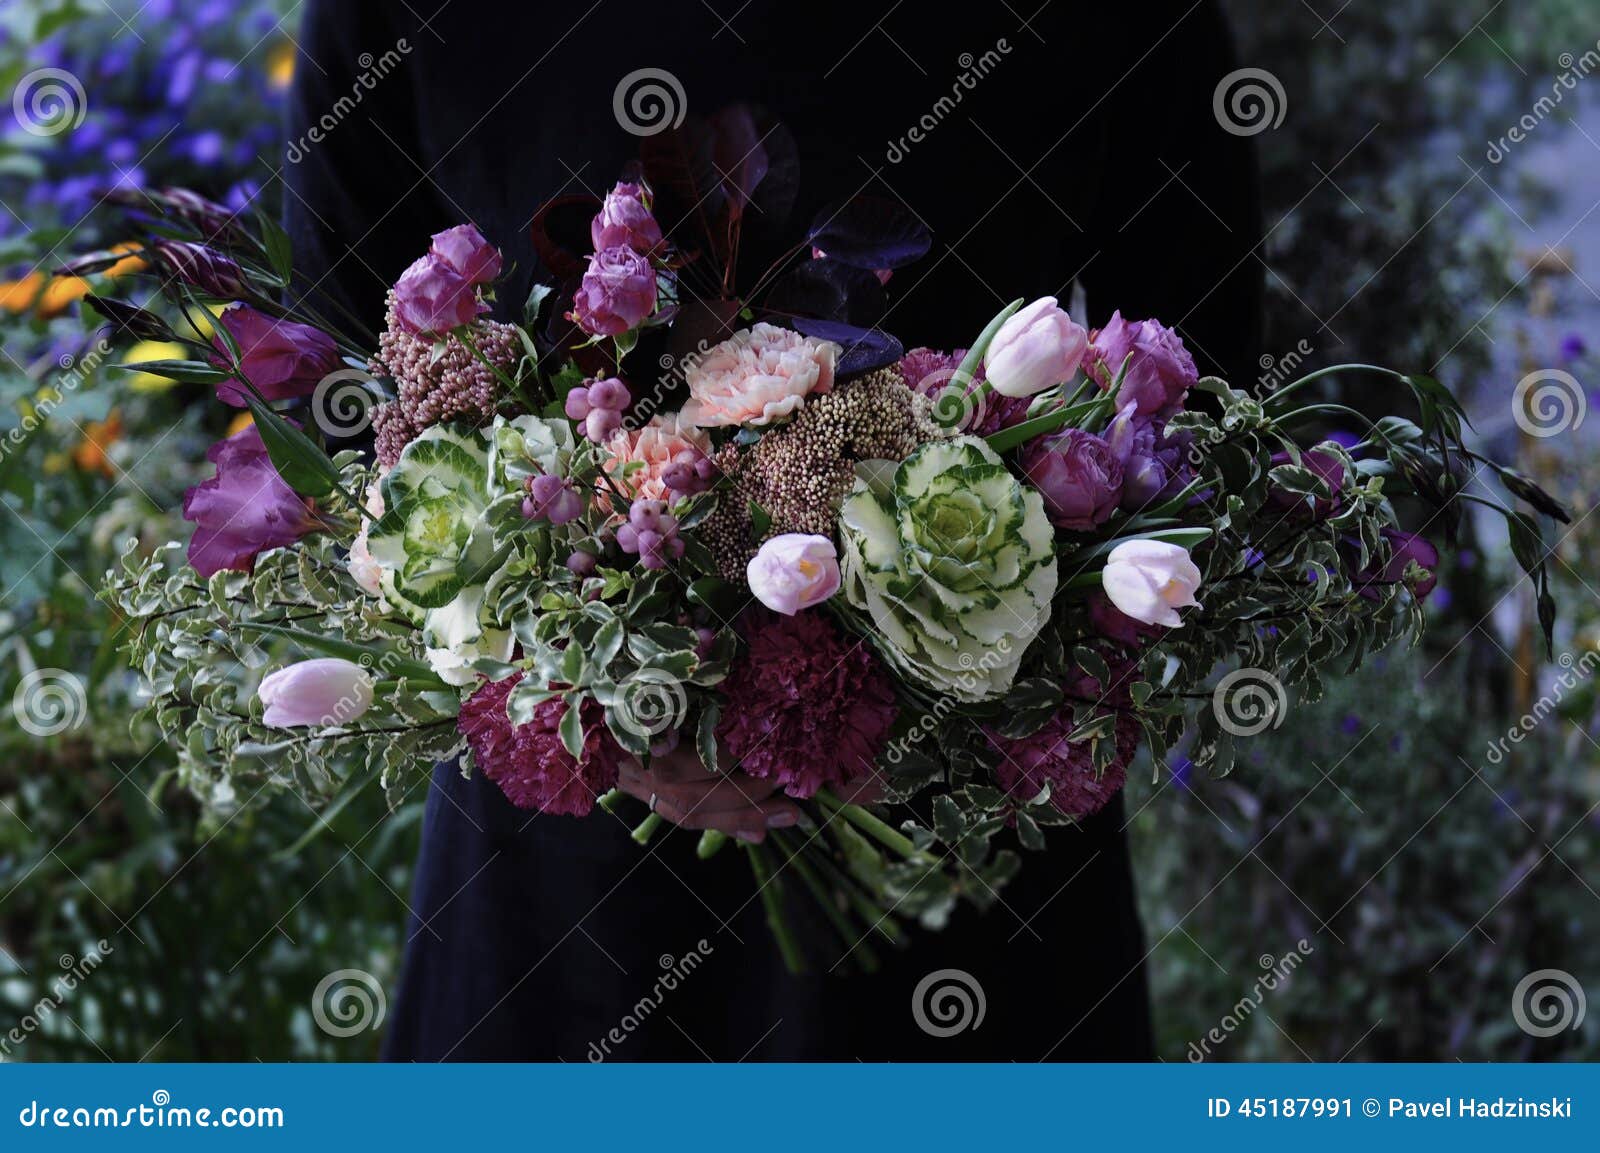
565;376;632;442
522;473;583;526
616;499;685;570
662;447;717;496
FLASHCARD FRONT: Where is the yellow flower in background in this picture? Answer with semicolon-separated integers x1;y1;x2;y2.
123;341;190;392
226;412;255;438
73;410;124;478
267;39;296;91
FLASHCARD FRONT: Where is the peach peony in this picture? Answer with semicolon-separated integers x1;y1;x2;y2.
678;323;839;429
604;413;712;502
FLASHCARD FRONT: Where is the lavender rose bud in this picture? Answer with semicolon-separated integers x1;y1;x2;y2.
1088;311;1197;416
591;183;663;254
209;303;342;406
150;238;249;297
182;423;320;577
570;246;657;337
393;254;486;335
1023;427;1124;530
258;658;374;728
429;223;502;285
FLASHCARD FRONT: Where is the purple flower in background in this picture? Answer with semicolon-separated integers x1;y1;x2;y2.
209;304;342;406
570;245;657;337
429;223;502;285
392;254;485;335
182;423;320;577
590;183;662;254
1559;332;1586;363
1268;448;1346;519
1357;528;1440;602
1023;427;1123;530
1087;311;1197;416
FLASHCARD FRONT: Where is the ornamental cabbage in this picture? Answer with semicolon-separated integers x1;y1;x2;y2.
838;436;1057;702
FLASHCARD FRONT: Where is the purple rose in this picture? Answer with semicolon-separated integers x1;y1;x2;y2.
590;183;662;254
570;245;657;337
1268;448;1346;519
393;254;486;335
1023;427;1123;530
1357;529;1439;602
1088;311;1197;416
1106;403;1192;511
182;423;320;577
430;223;502;284
209;304;342;407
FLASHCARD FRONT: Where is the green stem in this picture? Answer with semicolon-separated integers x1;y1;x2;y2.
746;842;806;974
815;791;923;860
630;811;664;845
770;830;879;973
696;830;729;859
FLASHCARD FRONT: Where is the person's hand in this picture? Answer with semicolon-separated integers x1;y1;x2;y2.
618;745;803;843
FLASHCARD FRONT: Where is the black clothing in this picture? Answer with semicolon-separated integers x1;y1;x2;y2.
284;0;1261;1060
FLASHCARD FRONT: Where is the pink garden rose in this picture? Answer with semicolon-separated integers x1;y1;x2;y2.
571;245;657;337
209;303;342;407
591;183;663;254
429;223;502;284
182;423;320;577
604;414;712;503
1022;427;1124;530
393;253;486;335
679;323;839;429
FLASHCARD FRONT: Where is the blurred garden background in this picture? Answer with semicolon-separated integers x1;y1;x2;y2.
0;0;1596;1060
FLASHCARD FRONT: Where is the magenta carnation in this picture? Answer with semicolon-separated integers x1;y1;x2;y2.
458;673;624;817
716;611;897;798
899;346;1028;436
985;660;1140;819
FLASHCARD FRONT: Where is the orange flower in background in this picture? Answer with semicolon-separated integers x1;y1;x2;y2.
266;40;296;91
0;243;145;318
0;271;45;313
72;410;124;478
225;412;255;438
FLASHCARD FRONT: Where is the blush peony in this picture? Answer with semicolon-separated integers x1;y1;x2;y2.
604;413;712;503
679;323;839;429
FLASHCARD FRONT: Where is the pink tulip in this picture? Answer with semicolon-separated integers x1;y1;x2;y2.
258;658;374;728
747;534;841;615
984;296;1088;398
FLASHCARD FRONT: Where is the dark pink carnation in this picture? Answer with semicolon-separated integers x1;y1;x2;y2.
182;423;320;577
985;659;1140;819
717;611;897;798
899;346;1028;436
458;673;624;816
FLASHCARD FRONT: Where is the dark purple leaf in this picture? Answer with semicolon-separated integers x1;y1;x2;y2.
791;318;903;376
529;193;601;280
710;105;768;222
765;258;886;326
808;196;932;270
641;117;726;260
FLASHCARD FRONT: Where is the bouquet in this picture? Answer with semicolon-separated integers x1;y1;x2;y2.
81;108;1565;971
